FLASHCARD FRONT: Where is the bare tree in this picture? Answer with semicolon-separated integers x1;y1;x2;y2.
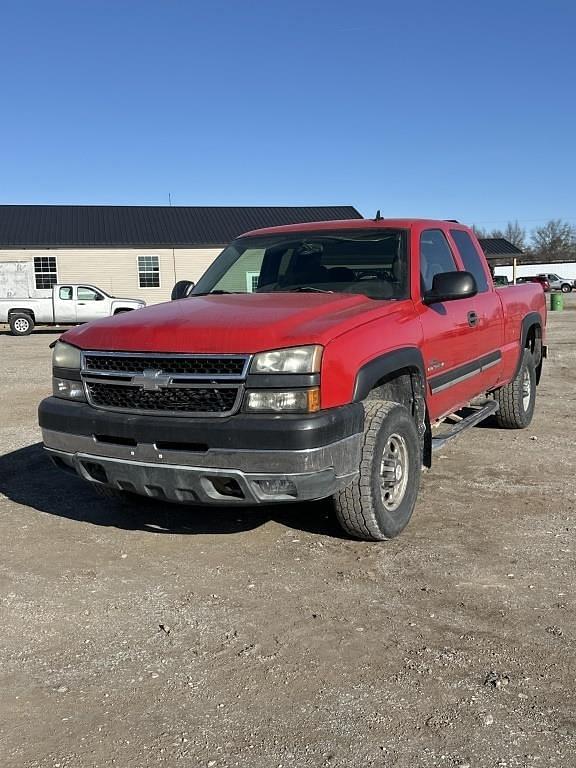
502;220;527;250
530;219;576;258
472;221;526;249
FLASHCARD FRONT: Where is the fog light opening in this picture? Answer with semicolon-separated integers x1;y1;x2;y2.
255;478;298;497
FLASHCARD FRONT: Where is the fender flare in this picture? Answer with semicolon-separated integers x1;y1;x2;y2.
353;347;426;402
514;311;543;379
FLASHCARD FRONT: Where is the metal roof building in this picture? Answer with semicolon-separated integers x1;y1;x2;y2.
0;205;362;303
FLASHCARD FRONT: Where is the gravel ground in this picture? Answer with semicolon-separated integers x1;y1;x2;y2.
0;297;575;768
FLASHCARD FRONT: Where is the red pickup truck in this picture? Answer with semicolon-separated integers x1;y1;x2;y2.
39;218;547;541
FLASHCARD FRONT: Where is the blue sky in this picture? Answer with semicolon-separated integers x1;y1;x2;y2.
1;0;574;229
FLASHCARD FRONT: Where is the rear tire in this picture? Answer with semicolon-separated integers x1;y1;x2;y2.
9;313;34;336
333;401;421;541
493;349;536;429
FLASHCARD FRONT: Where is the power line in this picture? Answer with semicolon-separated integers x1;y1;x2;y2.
472;217;576;226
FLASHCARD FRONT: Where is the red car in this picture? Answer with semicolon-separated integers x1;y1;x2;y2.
517;275;551;292
40;218;547;541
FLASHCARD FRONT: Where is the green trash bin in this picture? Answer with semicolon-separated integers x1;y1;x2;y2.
551;293;564;311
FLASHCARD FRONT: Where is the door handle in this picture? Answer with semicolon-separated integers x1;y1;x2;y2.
78;302;86;305
467;311;478;327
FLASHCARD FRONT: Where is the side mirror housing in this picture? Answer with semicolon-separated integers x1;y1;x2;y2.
423;271;477;305
171;280;195;300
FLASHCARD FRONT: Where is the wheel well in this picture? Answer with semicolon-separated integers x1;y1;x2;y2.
113;308;133;315
366;367;431;467
525;323;543;383
525;324;540;354
8;308;35;323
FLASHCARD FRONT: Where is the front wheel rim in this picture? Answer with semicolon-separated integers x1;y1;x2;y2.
379;433;410;512
522;367;532;411
13;318;30;333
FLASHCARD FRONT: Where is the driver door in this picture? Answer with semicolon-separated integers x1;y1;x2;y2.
417;229;489;421
76;286;109;321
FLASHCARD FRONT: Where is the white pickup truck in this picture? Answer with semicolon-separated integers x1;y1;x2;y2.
0;262;145;336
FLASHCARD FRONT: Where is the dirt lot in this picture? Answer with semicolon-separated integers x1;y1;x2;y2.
1;299;575;768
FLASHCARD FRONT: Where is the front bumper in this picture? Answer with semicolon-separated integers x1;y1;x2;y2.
39;398;363;505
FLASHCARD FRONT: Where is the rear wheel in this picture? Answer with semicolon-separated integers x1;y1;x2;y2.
333;400;421;541
9;313;34;336
493;349;536;429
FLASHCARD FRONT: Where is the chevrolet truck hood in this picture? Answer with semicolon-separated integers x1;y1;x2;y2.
62;293;400;353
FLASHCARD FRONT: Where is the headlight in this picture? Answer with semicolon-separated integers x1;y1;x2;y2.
245;388;320;413
250;345;322;374
53;377;86;401
53;341;82;370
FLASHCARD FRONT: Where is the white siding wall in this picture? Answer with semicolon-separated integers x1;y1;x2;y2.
495;262;576;281
0;248;223;304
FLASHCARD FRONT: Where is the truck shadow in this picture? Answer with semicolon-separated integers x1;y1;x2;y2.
0;329;63;337
0;443;348;539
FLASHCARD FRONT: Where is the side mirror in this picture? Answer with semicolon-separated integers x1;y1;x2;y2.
423;271;477;305
171;280;195;300
96;293;105;301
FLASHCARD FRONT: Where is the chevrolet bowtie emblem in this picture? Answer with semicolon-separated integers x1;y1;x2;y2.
132;369;172;390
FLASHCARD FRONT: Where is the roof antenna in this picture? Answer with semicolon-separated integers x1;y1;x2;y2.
168;192;172;207
374;209;382;221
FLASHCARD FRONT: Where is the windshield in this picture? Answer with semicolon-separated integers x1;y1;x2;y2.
193;229;409;300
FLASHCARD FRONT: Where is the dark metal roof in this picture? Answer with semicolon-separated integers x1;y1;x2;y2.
478;237;523;257
477;238;576;267
0;205;363;248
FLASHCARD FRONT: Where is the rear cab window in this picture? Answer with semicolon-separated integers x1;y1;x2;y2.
59;286;73;300
450;229;490;293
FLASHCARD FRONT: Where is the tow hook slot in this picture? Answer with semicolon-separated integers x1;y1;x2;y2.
80;460;108;484
206;477;245;499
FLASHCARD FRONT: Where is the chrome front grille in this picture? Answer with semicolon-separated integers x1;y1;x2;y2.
81;352;249;417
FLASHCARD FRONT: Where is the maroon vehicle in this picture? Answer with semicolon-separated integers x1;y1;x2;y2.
517;275;551;292
39;218;547;541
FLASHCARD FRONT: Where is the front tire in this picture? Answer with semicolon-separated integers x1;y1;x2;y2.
561;283;572;293
493;348;536;429
9;313;34;336
333;401;421;541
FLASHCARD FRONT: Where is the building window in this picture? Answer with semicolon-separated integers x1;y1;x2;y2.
138;255;160;288
246;271;260;292
34;256;58;289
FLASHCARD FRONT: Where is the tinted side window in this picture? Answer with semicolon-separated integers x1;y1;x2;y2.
450;230;489;293
420;230;458;292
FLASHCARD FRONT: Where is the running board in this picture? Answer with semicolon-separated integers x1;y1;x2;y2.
432;400;499;452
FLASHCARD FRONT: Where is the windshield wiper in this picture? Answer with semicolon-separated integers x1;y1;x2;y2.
191;290;239;296
286;286;334;294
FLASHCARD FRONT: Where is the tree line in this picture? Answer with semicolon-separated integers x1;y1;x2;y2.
472;219;576;260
